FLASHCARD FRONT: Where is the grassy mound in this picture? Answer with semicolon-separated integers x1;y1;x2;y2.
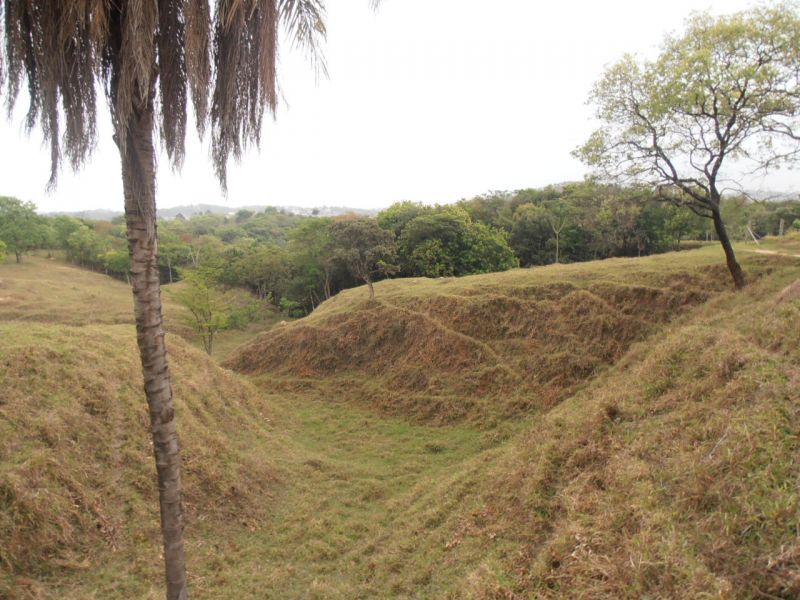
0;323;275;596
342;257;800;598
226;248;741;424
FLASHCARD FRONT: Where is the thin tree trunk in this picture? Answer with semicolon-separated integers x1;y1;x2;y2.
205;332;213;356
366;278;375;302
323;268;332;300
168;256;173;284
119;97;188;599
15;250;21;263
555;232;560;264
711;210;745;290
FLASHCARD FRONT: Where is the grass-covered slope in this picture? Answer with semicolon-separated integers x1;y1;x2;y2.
0;323;276;597
323;256;800;599
0;255;277;361
226;247;744;424
3;247;798;599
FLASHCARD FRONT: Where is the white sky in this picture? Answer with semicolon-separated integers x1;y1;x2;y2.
1;0;798;214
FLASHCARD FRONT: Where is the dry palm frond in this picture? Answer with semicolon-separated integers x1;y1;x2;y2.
1;0;330;191
280;0;328;78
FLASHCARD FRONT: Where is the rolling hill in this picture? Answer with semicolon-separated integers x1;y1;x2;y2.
2;245;799;598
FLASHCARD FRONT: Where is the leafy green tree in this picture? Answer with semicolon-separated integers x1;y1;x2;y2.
662;203;706;250
458;191;514;231
104;250;132;282
229;244;291;303
509;203;552;266
330;217;398;301
1;1;335;595
169;268;233;356
0;240;7;262
377;201;432;237
50;215;84;251
287;217;337;307
157;228;192;284
407;238;454;277
398;208;517;276
0;197;46;263
461;221;518;273
576;4;800;289
66;225;109;267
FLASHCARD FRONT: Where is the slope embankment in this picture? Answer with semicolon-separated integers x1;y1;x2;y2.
265;252;799;599
424;260;800;598
226;248;743;424
0;323;276;596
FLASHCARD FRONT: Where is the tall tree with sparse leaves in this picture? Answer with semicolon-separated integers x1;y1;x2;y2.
576;3;800;289
1;1;332;598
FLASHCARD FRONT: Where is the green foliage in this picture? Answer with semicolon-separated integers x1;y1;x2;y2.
0;239;6;262
279;297;307;318
103;250;131;280
169;268;235;355
65;225;109;267
286;217;340;309
50;215;84;249
377;201;432;237
225;243;291;303
0;196;47;263
396;206;517;276
330;217;398;298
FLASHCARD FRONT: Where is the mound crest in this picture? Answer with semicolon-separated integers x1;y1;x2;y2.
225;264;729;423
0;323;274;591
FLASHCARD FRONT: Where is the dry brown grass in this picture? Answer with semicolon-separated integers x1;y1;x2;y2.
0;323;276;596
225;249;740;425
384;260;800;599
3;246;799;599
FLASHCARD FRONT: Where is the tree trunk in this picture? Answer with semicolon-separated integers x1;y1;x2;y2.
366;277;375;302
167;256;173;284
205;332;213;356
711;210;745;290
323;268;332;300
554;232;560;264
15;250;21;263
119;98;188;599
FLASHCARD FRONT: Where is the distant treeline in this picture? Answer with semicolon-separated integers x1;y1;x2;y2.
5;183;799;315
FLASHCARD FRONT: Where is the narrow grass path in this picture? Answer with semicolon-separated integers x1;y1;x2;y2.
189;383;490;599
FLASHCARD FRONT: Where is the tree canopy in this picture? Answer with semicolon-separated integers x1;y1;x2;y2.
576;2;800;288
0;196;47;263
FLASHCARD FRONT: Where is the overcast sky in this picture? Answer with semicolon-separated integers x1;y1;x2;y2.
1;0;797;214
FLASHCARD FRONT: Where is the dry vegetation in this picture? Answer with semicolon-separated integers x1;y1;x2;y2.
2;244;799;598
226;247;739;425
0;322;277;598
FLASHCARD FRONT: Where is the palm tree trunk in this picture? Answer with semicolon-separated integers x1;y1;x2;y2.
120;98;188;599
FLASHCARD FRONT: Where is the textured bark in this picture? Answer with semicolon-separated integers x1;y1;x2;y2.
120;97;188;599
712;209;746;290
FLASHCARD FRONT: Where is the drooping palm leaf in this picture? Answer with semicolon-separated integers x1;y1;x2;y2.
0;0;330;192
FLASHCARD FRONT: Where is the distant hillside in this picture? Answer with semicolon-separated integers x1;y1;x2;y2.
45;203;377;220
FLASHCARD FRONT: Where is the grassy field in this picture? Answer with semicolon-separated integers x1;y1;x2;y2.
2;245;799;598
0;255;279;361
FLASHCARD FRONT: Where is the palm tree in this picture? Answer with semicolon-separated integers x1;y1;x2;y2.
1;1;328;598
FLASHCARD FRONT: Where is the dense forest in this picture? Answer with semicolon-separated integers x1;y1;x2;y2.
3;183;799;318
